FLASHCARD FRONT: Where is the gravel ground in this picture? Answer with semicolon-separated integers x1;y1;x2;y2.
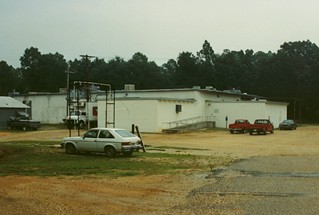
187;155;319;215
0;125;319;214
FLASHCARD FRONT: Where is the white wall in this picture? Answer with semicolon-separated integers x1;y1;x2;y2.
14;94;66;123
97;98;199;132
157;100;198;130
265;102;287;128
211;102;264;128
211;101;287;128
98;99;159;132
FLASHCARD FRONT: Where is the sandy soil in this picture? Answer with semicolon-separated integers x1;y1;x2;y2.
1;125;319;214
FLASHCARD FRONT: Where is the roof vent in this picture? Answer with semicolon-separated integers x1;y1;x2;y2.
124;84;135;91
205;86;215;90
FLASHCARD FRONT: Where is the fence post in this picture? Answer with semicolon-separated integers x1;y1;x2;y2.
135;125;146;152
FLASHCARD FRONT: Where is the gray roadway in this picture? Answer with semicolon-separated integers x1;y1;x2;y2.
185;156;319;214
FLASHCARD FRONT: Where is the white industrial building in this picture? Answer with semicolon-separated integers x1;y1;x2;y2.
11;86;288;133
13;93;67;124
97;87;287;132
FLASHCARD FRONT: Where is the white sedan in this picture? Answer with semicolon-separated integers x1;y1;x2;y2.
61;128;142;157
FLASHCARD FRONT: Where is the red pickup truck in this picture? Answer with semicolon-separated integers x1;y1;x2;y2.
229;119;251;134
248;119;274;135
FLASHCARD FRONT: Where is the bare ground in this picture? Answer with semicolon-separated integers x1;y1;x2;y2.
1;125;319;214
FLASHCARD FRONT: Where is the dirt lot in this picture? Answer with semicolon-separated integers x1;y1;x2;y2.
1;125;319;214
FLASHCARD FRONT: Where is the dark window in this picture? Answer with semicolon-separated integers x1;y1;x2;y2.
84;130;98;138
176;105;182;113
99;130;114;138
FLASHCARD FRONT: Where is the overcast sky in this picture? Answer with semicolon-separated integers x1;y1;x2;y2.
1;0;318;67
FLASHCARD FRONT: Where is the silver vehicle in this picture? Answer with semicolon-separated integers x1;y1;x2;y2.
61;128;142;157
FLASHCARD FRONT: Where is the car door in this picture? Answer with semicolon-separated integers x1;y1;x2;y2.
266;120;273;132
76;129;99;152
96;130;118;152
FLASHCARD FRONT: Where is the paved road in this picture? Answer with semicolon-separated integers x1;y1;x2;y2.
179;156;319;214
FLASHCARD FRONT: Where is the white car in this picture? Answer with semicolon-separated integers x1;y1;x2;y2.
61;128;142;157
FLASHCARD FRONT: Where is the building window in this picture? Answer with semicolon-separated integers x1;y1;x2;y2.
176;104;182;113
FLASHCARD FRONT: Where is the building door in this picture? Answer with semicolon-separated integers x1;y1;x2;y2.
205;102;214;121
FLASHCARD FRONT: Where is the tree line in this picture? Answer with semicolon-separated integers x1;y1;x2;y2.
1;40;319;122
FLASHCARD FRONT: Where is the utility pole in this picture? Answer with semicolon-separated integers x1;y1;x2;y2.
80;54;96;102
65;64;76;137
80;54;96;129
65;64;76;115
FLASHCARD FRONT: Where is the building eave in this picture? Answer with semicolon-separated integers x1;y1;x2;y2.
208;100;289;106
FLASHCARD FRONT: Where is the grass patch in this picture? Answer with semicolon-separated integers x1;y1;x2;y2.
0;141;234;177
2;140;59;145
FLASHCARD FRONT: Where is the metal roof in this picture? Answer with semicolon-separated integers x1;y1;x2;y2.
0;97;30;109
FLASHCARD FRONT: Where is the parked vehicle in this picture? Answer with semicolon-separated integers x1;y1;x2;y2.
229;119;251;134
248;119;274;135
63;110;87;129
61;128;143;157
7;111;41;131
279;119;297;130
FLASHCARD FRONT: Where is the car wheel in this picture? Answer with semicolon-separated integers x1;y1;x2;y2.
230;130;234;134
123;151;133;157
76;121;85;129
105;146;116;158
65;144;77;154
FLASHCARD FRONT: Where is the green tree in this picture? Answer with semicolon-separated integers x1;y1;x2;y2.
107;56;130;89
276;40;319;121
90;58;108;83
0;61;19;95
40;53;68;91
20;47;68;92
251;51;274;96
127;52;167;89
174;52;200;87
277;40;319;98
161;59;177;88
197;40;216;87
214;49;245;90
20;47;42;92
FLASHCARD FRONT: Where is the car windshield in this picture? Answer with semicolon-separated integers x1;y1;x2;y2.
255;120;268;124
115;130;135;138
70;111;86;116
235;120;245;123
283;120;293;123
